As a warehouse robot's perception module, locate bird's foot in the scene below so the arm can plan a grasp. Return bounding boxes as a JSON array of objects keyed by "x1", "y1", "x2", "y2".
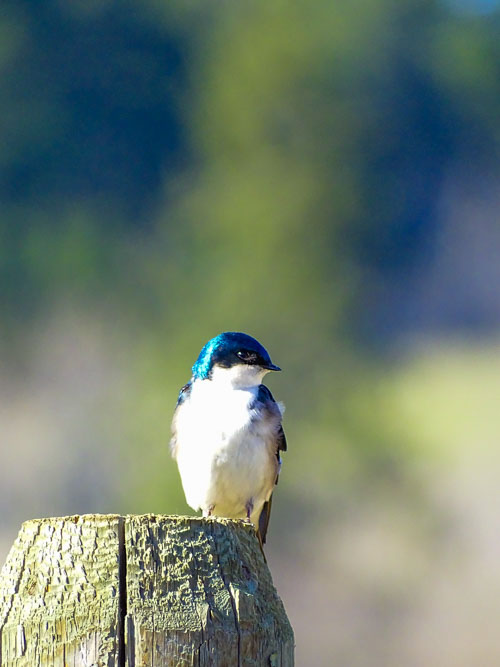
[
  {"x1": 245, "y1": 500, "x2": 254, "y2": 522},
  {"x1": 202, "y1": 505, "x2": 215, "y2": 518}
]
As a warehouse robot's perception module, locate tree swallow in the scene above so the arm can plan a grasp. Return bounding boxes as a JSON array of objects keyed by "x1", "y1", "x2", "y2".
[{"x1": 170, "y1": 331, "x2": 286, "y2": 544}]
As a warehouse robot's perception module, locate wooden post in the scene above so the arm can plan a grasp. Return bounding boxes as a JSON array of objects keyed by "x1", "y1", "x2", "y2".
[{"x1": 0, "y1": 514, "x2": 294, "y2": 666}]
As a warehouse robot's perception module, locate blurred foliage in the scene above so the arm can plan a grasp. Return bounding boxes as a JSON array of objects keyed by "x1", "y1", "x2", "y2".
[
  {"x1": 1, "y1": 0, "x2": 499, "y2": 323},
  {"x1": 1, "y1": 0, "x2": 499, "y2": 507},
  {"x1": 1, "y1": 2, "x2": 500, "y2": 662}
]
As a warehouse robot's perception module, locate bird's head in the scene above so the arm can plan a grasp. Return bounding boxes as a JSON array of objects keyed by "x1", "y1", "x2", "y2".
[{"x1": 192, "y1": 332, "x2": 281, "y2": 386}]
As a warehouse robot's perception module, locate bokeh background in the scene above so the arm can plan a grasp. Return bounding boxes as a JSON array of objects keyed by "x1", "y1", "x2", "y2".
[{"x1": 1, "y1": 0, "x2": 500, "y2": 664}]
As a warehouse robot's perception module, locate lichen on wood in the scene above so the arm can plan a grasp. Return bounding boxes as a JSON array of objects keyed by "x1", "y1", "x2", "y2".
[
  {"x1": 0, "y1": 514, "x2": 294, "y2": 666},
  {"x1": 0, "y1": 514, "x2": 122, "y2": 666}
]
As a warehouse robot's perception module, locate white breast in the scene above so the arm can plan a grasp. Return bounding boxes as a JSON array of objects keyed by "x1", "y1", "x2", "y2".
[{"x1": 174, "y1": 375, "x2": 279, "y2": 522}]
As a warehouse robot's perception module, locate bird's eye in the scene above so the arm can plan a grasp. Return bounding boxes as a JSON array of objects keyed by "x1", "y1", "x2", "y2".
[{"x1": 236, "y1": 350, "x2": 257, "y2": 363}]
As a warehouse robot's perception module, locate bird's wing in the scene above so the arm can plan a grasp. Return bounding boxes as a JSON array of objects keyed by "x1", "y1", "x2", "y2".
[
  {"x1": 255, "y1": 384, "x2": 287, "y2": 544},
  {"x1": 170, "y1": 381, "x2": 192, "y2": 460}
]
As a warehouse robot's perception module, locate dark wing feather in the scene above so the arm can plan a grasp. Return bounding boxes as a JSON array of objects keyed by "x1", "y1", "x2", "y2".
[
  {"x1": 170, "y1": 381, "x2": 192, "y2": 460},
  {"x1": 278, "y1": 424, "x2": 287, "y2": 451},
  {"x1": 258, "y1": 496, "x2": 273, "y2": 547},
  {"x1": 255, "y1": 384, "x2": 287, "y2": 545}
]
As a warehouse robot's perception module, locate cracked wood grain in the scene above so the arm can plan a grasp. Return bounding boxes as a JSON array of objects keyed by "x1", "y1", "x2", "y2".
[
  {"x1": 0, "y1": 514, "x2": 121, "y2": 666},
  {"x1": 0, "y1": 515, "x2": 294, "y2": 666}
]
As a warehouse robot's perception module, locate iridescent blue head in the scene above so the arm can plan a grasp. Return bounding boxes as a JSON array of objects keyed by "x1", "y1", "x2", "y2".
[{"x1": 192, "y1": 332, "x2": 281, "y2": 381}]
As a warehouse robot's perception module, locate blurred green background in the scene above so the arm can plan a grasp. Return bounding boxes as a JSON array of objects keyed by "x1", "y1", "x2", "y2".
[{"x1": 1, "y1": 0, "x2": 500, "y2": 664}]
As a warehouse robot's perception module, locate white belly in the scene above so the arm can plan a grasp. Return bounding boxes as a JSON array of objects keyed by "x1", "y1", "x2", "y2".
[{"x1": 174, "y1": 380, "x2": 277, "y2": 522}]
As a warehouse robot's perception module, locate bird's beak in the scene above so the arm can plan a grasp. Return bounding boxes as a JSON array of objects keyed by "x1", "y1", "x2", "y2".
[{"x1": 263, "y1": 363, "x2": 281, "y2": 372}]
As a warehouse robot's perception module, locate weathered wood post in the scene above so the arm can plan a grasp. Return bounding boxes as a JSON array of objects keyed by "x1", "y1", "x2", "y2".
[{"x1": 0, "y1": 514, "x2": 294, "y2": 666}]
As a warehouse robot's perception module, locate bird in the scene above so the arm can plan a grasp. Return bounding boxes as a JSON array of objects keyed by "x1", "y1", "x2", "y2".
[{"x1": 170, "y1": 331, "x2": 286, "y2": 545}]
